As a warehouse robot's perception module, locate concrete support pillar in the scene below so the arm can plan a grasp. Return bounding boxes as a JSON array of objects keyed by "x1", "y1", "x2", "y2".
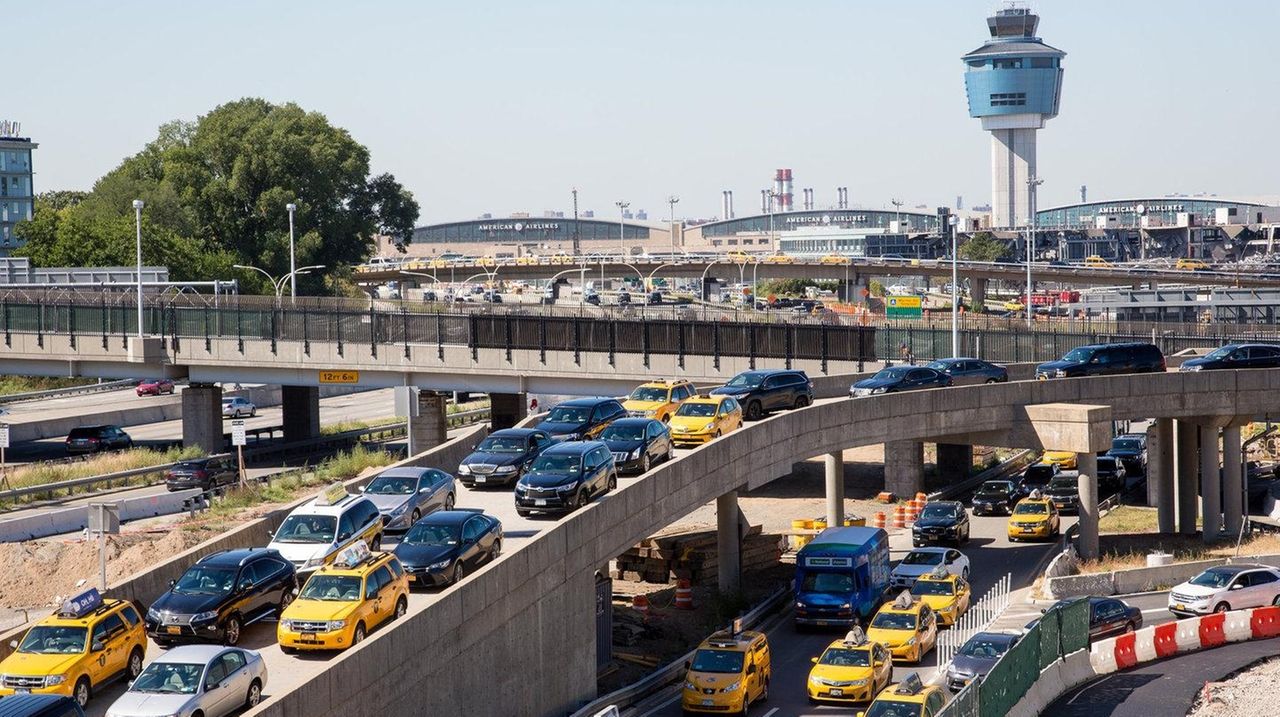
[
  {"x1": 969, "y1": 277, "x2": 988, "y2": 311},
  {"x1": 716, "y1": 491, "x2": 741, "y2": 595},
  {"x1": 490, "y1": 392, "x2": 528, "y2": 430},
  {"x1": 1152, "y1": 418, "x2": 1176, "y2": 532},
  {"x1": 1222, "y1": 425, "x2": 1244, "y2": 540},
  {"x1": 281, "y1": 385, "x2": 320, "y2": 443},
  {"x1": 884, "y1": 440, "x2": 924, "y2": 499},
  {"x1": 824, "y1": 452, "x2": 845, "y2": 528},
  {"x1": 1076, "y1": 452, "x2": 1099, "y2": 560},
  {"x1": 936, "y1": 443, "x2": 973, "y2": 484},
  {"x1": 409, "y1": 390, "x2": 448, "y2": 456},
  {"x1": 1200, "y1": 425, "x2": 1222, "y2": 542},
  {"x1": 1175, "y1": 420, "x2": 1199, "y2": 535},
  {"x1": 181, "y1": 383, "x2": 223, "y2": 454}
]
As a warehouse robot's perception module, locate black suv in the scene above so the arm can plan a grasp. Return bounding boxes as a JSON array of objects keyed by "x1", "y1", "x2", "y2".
[
  {"x1": 711, "y1": 369, "x2": 813, "y2": 420},
  {"x1": 1179, "y1": 343, "x2": 1280, "y2": 371},
  {"x1": 971, "y1": 479, "x2": 1019, "y2": 515},
  {"x1": 1107, "y1": 433, "x2": 1147, "y2": 477},
  {"x1": 912, "y1": 500, "x2": 970, "y2": 546},
  {"x1": 65, "y1": 425, "x2": 133, "y2": 455},
  {"x1": 164, "y1": 456, "x2": 238, "y2": 491},
  {"x1": 514, "y1": 441, "x2": 617, "y2": 516},
  {"x1": 1096, "y1": 455, "x2": 1127, "y2": 495},
  {"x1": 1045, "y1": 475, "x2": 1081, "y2": 514},
  {"x1": 145, "y1": 548, "x2": 298, "y2": 646},
  {"x1": 1035, "y1": 342, "x2": 1165, "y2": 379},
  {"x1": 537, "y1": 397, "x2": 627, "y2": 441},
  {"x1": 457, "y1": 428, "x2": 554, "y2": 487},
  {"x1": 1017, "y1": 462, "x2": 1061, "y2": 498}
]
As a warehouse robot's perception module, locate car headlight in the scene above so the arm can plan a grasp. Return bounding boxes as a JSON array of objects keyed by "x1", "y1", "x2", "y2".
[
  {"x1": 1182, "y1": 365, "x2": 1202, "y2": 372},
  {"x1": 722, "y1": 681, "x2": 741, "y2": 693},
  {"x1": 192, "y1": 610, "x2": 218, "y2": 622},
  {"x1": 849, "y1": 679, "x2": 868, "y2": 687},
  {"x1": 146, "y1": 607, "x2": 161, "y2": 621},
  {"x1": 303, "y1": 557, "x2": 326, "y2": 569},
  {"x1": 684, "y1": 680, "x2": 697, "y2": 691},
  {"x1": 703, "y1": 422, "x2": 716, "y2": 432},
  {"x1": 457, "y1": 464, "x2": 472, "y2": 474},
  {"x1": 326, "y1": 620, "x2": 347, "y2": 631},
  {"x1": 809, "y1": 675, "x2": 822, "y2": 685},
  {"x1": 643, "y1": 409, "x2": 658, "y2": 417},
  {"x1": 44, "y1": 675, "x2": 66, "y2": 686},
  {"x1": 427, "y1": 559, "x2": 452, "y2": 571},
  {"x1": 495, "y1": 464, "x2": 517, "y2": 473},
  {"x1": 390, "y1": 502, "x2": 409, "y2": 515},
  {"x1": 872, "y1": 387, "x2": 888, "y2": 394},
  {"x1": 561, "y1": 432, "x2": 581, "y2": 441},
  {"x1": 557, "y1": 482, "x2": 579, "y2": 493},
  {"x1": 630, "y1": 448, "x2": 642, "y2": 460},
  {"x1": 906, "y1": 637, "x2": 917, "y2": 646}
]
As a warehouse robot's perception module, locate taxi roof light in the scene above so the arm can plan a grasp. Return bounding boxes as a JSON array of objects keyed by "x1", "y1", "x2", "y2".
[
  {"x1": 332, "y1": 540, "x2": 374, "y2": 569},
  {"x1": 893, "y1": 672, "x2": 925, "y2": 695},
  {"x1": 892, "y1": 590, "x2": 914, "y2": 610},
  {"x1": 842, "y1": 626, "x2": 869, "y2": 646},
  {"x1": 316, "y1": 482, "x2": 351, "y2": 507},
  {"x1": 58, "y1": 588, "x2": 104, "y2": 619},
  {"x1": 927, "y1": 564, "x2": 951, "y2": 580},
  {"x1": 1028, "y1": 489, "x2": 1044, "y2": 500}
]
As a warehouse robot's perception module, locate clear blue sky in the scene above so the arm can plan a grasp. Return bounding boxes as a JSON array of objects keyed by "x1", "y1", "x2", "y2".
[{"x1": 11, "y1": 0, "x2": 1279, "y2": 222}]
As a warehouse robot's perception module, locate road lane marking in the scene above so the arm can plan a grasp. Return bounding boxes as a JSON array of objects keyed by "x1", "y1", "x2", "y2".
[
  {"x1": 762, "y1": 709, "x2": 779, "y2": 717},
  {"x1": 1067, "y1": 672, "x2": 1117, "y2": 704},
  {"x1": 638, "y1": 694, "x2": 679, "y2": 717}
]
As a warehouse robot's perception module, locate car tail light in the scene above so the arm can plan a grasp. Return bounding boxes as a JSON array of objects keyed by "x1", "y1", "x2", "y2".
[{"x1": 194, "y1": 470, "x2": 208, "y2": 480}]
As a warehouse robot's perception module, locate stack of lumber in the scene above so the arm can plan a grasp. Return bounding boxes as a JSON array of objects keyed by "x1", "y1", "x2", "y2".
[{"x1": 611, "y1": 525, "x2": 784, "y2": 585}]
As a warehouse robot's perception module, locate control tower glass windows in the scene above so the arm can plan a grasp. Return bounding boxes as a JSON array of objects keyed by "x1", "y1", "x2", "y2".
[
  {"x1": 993, "y1": 58, "x2": 1023, "y2": 69},
  {"x1": 990, "y1": 92, "x2": 1027, "y2": 107},
  {"x1": 1030, "y1": 57, "x2": 1057, "y2": 68}
]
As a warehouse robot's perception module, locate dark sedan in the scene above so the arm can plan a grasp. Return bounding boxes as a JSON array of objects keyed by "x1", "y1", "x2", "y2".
[
  {"x1": 926, "y1": 358, "x2": 1008, "y2": 385},
  {"x1": 1016, "y1": 462, "x2": 1061, "y2": 498},
  {"x1": 1179, "y1": 343, "x2": 1280, "y2": 371},
  {"x1": 394, "y1": 509, "x2": 502, "y2": 587},
  {"x1": 1096, "y1": 456, "x2": 1127, "y2": 495},
  {"x1": 599, "y1": 417, "x2": 672, "y2": 474},
  {"x1": 165, "y1": 456, "x2": 238, "y2": 492},
  {"x1": 536, "y1": 397, "x2": 627, "y2": 441},
  {"x1": 850, "y1": 366, "x2": 952, "y2": 397},
  {"x1": 945, "y1": 632, "x2": 1021, "y2": 691},
  {"x1": 1026, "y1": 596, "x2": 1142, "y2": 644},
  {"x1": 1107, "y1": 433, "x2": 1147, "y2": 477},
  {"x1": 971, "y1": 480, "x2": 1019, "y2": 516},
  {"x1": 457, "y1": 428, "x2": 554, "y2": 487}
]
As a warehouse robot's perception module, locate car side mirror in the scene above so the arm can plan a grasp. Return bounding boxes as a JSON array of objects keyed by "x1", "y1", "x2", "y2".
[
  {"x1": 684, "y1": 660, "x2": 691, "y2": 671},
  {"x1": 810, "y1": 657, "x2": 818, "y2": 664},
  {"x1": 169, "y1": 579, "x2": 177, "y2": 587},
  {"x1": 91, "y1": 640, "x2": 105, "y2": 653},
  {"x1": 359, "y1": 485, "x2": 367, "y2": 492},
  {"x1": 746, "y1": 664, "x2": 756, "y2": 675},
  {"x1": 1230, "y1": 583, "x2": 1244, "y2": 591},
  {"x1": 8, "y1": 639, "x2": 16, "y2": 649},
  {"x1": 338, "y1": 532, "x2": 351, "y2": 541},
  {"x1": 420, "y1": 487, "x2": 430, "y2": 493},
  {"x1": 239, "y1": 582, "x2": 254, "y2": 592}
]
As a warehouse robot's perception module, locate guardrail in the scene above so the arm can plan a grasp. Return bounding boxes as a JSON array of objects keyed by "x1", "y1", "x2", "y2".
[
  {"x1": 569, "y1": 584, "x2": 792, "y2": 717},
  {"x1": 0, "y1": 378, "x2": 136, "y2": 405}
]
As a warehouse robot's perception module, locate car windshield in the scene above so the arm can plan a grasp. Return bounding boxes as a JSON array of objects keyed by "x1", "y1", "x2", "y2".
[
  {"x1": 875, "y1": 367, "x2": 912, "y2": 380},
  {"x1": 925, "y1": 361, "x2": 952, "y2": 371},
  {"x1": 365, "y1": 476, "x2": 417, "y2": 494},
  {"x1": 1048, "y1": 478, "x2": 1077, "y2": 491},
  {"x1": 801, "y1": 572, "x2": 854, "y2": 593},
  {"x1": 1204, "y1": 346, "x2": 1234, "y2": 360},
  {"x1": 920, "y1": 504, "x2": 958, "y2": 520},
  {"x1": 545, "y1": 406, "x2": 590, "y2": 424},
  {"x1": 871, "y1": 612, "x2": 918, "y2": 630},
  {"x1": 477, "y1": 436, "x2": 525, "y2": 453},
  {"x1": 299, "y1": 574, "x2": 363, "y2": 601},
  {"x1": 173, "y1": 566, "x2": 235, "y2": 595},
  {"x1": 899, "y1": 551, "x2": 944, "y2": 566},
  {"x1": 531, "y1": 454, "x2": 580, "y2": 472},
  {"x1": 1014, "y1": 502, "x2": 1048, "y2": 515},
  {"x1": 628, "y1": 387, "x2": 669, "y2": 402},
  {"x1": 1062, "y1": 347, "x2": 1096, "y2": 362},
  {"x1": 959, "y1": 637, "x2": 1011, "y2": 659},
  {"x1": 676, "y1": 402, "x2": 718, "y2": 418},
  {"x1": 865, "y1": 700, "x2": 923, "y2": 717},
  {"x1": 819, "y1": 647, "x2": 871, "y2": 667},
  {"x1": 1190, "y1": 569, "x2": 1237, "y2": 589},
  {"x1": 274, "y1": 514, "x2": 337, "y2": 544},
  {"x1": 17, "y1": 626, "x2": 87, "y2": 654},
  {"x1": 132, "y1": 662, "x2": 203, "y2": 694},
  {"x1": 979, "y1": 481, "x2": 1013, "y2": 493},
  {"x1": 1112, "y1": 439, "x2": 1142, "y2": 452},
  {"x1": 1024, "y1": 466, "x2": 1055, "y2": 482},
  {"x1": 220, "y1": 399, "x2": 234, "y2": 405},
  {"x1": 912, "y1": 580, "x2": 955, "y2": 596},
  {"x1": 601, "y1": 424, "x2": 646, "y2": 441},
  {"x1": 725, "y1": 373, "x2": 764, "y2": 388},
  {"x1": 1097, "y1": 458, "x2": 1117, "y2": 471},
  {"x1": 403, "y1": 523, "x2": 460, "y2": 546},
  {"x1": 690, "y1": 648, "x2": 744, "y2": 674}
]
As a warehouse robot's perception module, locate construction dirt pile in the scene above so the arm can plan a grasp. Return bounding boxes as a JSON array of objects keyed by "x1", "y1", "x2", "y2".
[
  {"x1": 0, "y1": 529, "x2": 205, "y2": 611},
  {"x1": 1188, "y1": 655, "x2": 1280, "y2": 717}
]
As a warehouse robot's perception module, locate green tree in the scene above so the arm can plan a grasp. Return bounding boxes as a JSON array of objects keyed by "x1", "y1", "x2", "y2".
[
  {"x1": 958, "y1": 232, "x2": 1012, "y2": 262},
  {"x1": 16, "y1": 99, "x2": 418, "y2": 294}
]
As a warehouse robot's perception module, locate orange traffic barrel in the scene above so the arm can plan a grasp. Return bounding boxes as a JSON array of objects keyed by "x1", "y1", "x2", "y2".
[
  {"x1": 872, "y1": 512, "x2": 887, "y2": 529},
  {"x1": 674, "y1": 580, "x2": 694, "y2": 610},
  {"x1": 632, "y1": 594, "x2": 651, "y2": 616},
  {"x1": 915, "y1": 492, "x2": 928, "y2": 505},
  {"x1": 891, "y1": 505, "x2": 906, "y2": 529},
  {"x1": 905, "y1": 503, "x2": 919, "y2": 526}
]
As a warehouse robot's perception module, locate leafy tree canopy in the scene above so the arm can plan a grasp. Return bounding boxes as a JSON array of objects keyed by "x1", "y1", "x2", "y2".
[
  {"x1": 16, "y1": 99, "x2": 418, "y2": 293},
  {"x1": 957, "y1": 232, "x2": 1012, "y2": 263}
]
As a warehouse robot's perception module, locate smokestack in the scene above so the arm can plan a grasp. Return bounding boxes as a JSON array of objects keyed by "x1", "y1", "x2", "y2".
[
  {"x1": 957, "y1": 195, "x2": 964, "y2": 210},
  {"x1": 721, "y1": 191, "x2": 730, "y2": 220},
  {"x1": 803, "y1": 188, "x2": 814, "y2": 211},
  {"x1": 727, "y1": 190, "x2": 734, "y2": 218},
  {"x1": 774, "y1": 169, "x2": 794, "y2": 212},
  {"x1": 761, "y1": 189, "x2": 769, "y2": 213},
  {"x1": 1080, "y1": 185, "x2": 1087, "y2": 204}
]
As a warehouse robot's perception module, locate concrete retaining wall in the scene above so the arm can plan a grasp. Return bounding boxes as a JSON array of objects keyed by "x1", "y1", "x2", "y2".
[{"x1": 0, "y1": 488, "x2": 202, "y2": 542}]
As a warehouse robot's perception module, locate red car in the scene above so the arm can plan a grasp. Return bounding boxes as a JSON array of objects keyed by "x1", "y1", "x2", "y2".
[{"x1": 136, "y1": 378, "x2": 175, "y2": 396}]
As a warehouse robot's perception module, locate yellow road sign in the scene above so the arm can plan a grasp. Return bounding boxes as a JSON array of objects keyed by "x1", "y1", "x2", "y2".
[{"x1": 319, "y1": 370, "x2": 360, "y2": 384}]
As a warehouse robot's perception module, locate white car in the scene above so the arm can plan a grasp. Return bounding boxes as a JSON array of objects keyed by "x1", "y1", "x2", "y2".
[
  {"x1": 890, "y1": 547, "x2": 971, "y2": 590},
  {"x1": 1168, "y1": 564, "x2": 1280, "y2": 617},
  {"x1": 221, "y1": 397, "x2": 256, "y2": 418},
  {"x1": 105, "y1": 645, "x2": 267, "y2": 717}
]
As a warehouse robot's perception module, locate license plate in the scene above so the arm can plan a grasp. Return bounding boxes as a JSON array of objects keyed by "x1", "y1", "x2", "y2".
[
  {"x1": 1022, "y1": 528, "x2": 1036, "y2": 534},
  {"x1": 15, "y1": 689, "x2": 30, "y2": 695},
  {"x1": 1037, "y1": 375, "x2": 1047, "y2": 381},
  {"x1": 475, "y1": 476, "x2": 486, "y2": 484},
  {"x1": 535, "y1": 499, "x2": 547, "y2": 506},
  {"x1": 1175, "y1": 603, "x2": 1184, "y2": 611},
  {"x1": 830, "y1": 688, "x2": 844, "y2": 697},
  {"x1": 407, "y1": 574, "x2": 416, "y2": 582},
  {"x1": 702, "y1": 699, "x2": 714, "y2": 706},
  {"x1": 300, "y1": 633, "x2": 318, "y2": 642},
  {"x1": 166, "y1": 626, "x2": 182, "y2": 634}
]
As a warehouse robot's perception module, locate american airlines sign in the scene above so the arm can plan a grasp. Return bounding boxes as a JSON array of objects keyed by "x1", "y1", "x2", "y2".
[
  {"x1": 477, "y1": 222, "x2": 561, "y2": 232},
  {"x1": 1098, "y1": 204, "x2": 1185, "y2": 215},
  {"x1": 784, "y1": 214, "x2": 869, "y2": 225}
]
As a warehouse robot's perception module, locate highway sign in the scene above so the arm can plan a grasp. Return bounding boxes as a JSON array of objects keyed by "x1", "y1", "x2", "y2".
[
  {"x1": 0, "y1": 424, "x2": 8, "y2": 449},
  {"x1": 886, "y1": 295, "x2": 923, "y2": 318},
  {"x1": 319, "y1": 370, "x2": 360, "y2": 384},
  {"x1": 231, "y1": 419, "x2": 247, "y2": 447}
]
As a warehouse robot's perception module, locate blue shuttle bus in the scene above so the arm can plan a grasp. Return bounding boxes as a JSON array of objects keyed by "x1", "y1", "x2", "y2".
[{"x1": 793, "y1": 526, "x2": 892, "y2": 627}]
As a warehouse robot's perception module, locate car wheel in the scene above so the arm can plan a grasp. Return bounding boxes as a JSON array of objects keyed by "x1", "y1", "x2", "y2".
[
  {"x1": 353, "y1": 622, "x2": 366, "y2": 644},
  {"x1": 223, "y1": 615, "x2": 242, "y2": 646},
  {"x1": 575, "y1": 491, "x2": 589, "y2": 510},
  {"x1": 642, "y1": 453, "x2": 651, "y2": 473},
  {"x1": 516, "y1": 509, "x2": 531, "y2": 517},
  {"x1": 279, "y1": 588, "x2": 295, "y2": 615},
  {"x1": 1124, "y1": 621, "x2": 1136, "y2": 634},
  {"x1": 746, "y1": 401, "x2": 763, "y2": 421},
  {"x1": 127, "y1": 647, "x2": 145, "y2": 680},
  {"x1": 452, "y1": 563, "x2": 465, "y2": 585},
  {"x1": 394, "y1": 595, "x2": 408, "y2": 619},
  {"x1": 444, "y1": 493, "x2": 455, "y2": 511},
  {"x1": 760, "y1": 677, "x2": 769, "y2": 702},
  {"x1": 493, "y1": 538, "x2": 502, "y2": 557},
  {"x1": 986, "y1": 378, "x2": 999, "y2": 384},
  {"x1": 245, "y1": 679, "x2": 263, "y2": 708},
  {"x1": 962, "y1": 566, "x2": 970, "y2": 580},
  {"x1": 281, "y1": 646, "x2": 296, "y2": 654},
  {"x1": 1273, "y1": 594, "x2": 1280, "y2": 607},
  {"x1": 410, "y1": 508, "x2": 421, "y2": 524},
  {"x1": 1214, "y1": 602, "x2": 1231, "y2": 613},
  {"x1": 794, "y1": 395, "x2": 810, "y2": 410},
  {"x1": 607, "y1": 473, "x2": 617, "y2": 491},
  {"x1": 73, "y1": 677, "x2": 91, "y2": 708}
]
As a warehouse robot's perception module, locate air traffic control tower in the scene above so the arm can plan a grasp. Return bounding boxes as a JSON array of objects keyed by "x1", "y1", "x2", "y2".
[{"x1": 963, "y1": 5, "x2": 1064, "y2": 228}]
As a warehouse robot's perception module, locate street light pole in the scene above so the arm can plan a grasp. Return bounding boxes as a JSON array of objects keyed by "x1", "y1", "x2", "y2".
[
  {"x1": 767, "y1": 190, "x2": 778, "y2": 252},
  {"x1": 950, "y1": 215, "x2": 959, "y2": 357},
  {"x1": 616, "y1": 201, "x2": 630, "y2": 260},
  {"x1": 1026, "y1": 175, "x2": 1043, "y2": 329},
  {"x1": 132, "y1": 199, "x2": 144, "y2": 337},
  {"x1": 286, "y1": 202, "x2": 298, "y2": 304},
  {"x1": 667, "y1": 195, "x2": 680, "y2": 256},
  {"x1": 892, "y1": 199, "x2": 903, "y2": 231}
]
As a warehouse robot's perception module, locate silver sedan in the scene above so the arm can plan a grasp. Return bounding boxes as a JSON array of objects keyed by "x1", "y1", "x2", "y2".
[
  {"x1": 106, "y1": 645, "x2": 267, "y2": 717},
  {"x1": 925, "y1": 358, "x2": 1008, "y2": 385},
  {"x1": 360, "y1": 466, "x2": 457, "y2": 530}
]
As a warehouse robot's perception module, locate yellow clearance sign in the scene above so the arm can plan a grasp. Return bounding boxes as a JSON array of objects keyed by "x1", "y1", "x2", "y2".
[{"x1": 319, "y1": 370, "x2": 359, "y2": 384}]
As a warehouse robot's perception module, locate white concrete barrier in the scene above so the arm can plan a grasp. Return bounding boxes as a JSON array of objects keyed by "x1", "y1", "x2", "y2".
[{"x1": 0, "y1": 488, "x2": 201, "y2": 541}]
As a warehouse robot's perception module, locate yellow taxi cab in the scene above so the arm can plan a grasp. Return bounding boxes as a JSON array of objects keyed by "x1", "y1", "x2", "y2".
[
  {"x1": 550, "y1": 253, "x2": 574, "y2": 265},
  {"x1": 726, "y1": 250, "x2": 753, "y2": 264},
  {"x1": 865, "y1": 592, "x2": 938, "y2": 664},
  {"x1": 807, "y1": 627, "x2": 893, "y2": 706},
  {"x1": 668, "y1": 394, "x2": 743, "y2": 446},
  {"x1": 277, "y1": 542, "x2": 409, "y2": 653},
  {"x1": 1007, "y1": 491, "x2": 1061, "y2": 542},
  {"x1": 1042, "y1": 451, "x2": 1077, "y2": 470},
  {"x1": 763, "y1": 253, "x2": 794, "y2": 264},
  {"x1": 0, "y1": 589, "x2": 147, "y2": 708},
  {"x1": 1083, "y1": 255, "x2": 1113, "y2": 268},
  {"x1": 1176, "y1": 258, "x2": 1209, "y2": 271},
  {"x1": 820, "y1": 254, "x2": 851, "y2": 266},
  {"x1": 909, "y1": 564, "x2": 972, "y2": 626},
  {"x1": 857, "y1": 672, "x2": 949, "y2": 717},
  {"x1": 622, "y1": 379, "x2": 696, "y2": 421},
  {"x1": 681, "y1": 626, "x2": 771, "y2": 715},
  {"x1": 476, "y1": 256, "x2": 497, "y2": 267},
  {"x1": 516, "y1": 255, "x2": 539, "y2": 265}
]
